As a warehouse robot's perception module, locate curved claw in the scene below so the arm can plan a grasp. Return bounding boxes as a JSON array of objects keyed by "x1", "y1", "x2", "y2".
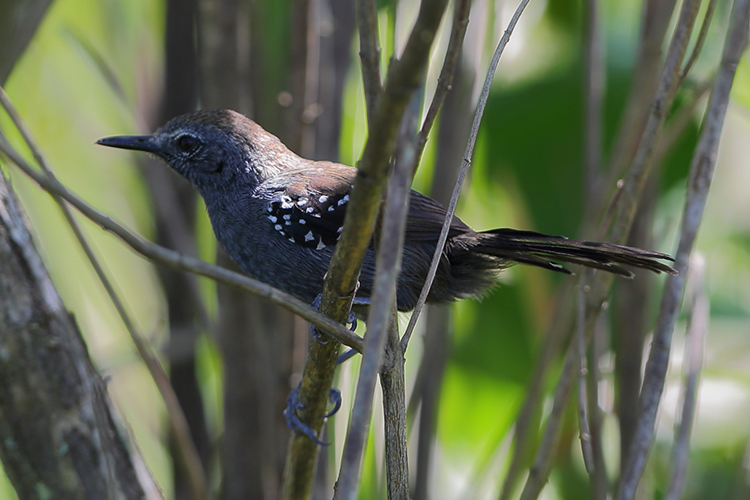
[
  {"x1": 309, "y1": 294, "x2": 358, "y2": 344},
  {"x1": 323, "y1": 388, "x2": 342, "y2": 418},
  {"x1": 284, "y1": 384, "x2": 342, "y2": 445},
  {"x1": 284, "y1": 385, "x2": 328, "y2": 445}
]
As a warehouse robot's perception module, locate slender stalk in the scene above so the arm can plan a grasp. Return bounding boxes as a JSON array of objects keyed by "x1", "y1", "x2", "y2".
[
  {"x1": 498, "y1": 280, "x2": 576, "y2": 500},
  {"x1": 617, "y1": 2, "x2": 749, "y2": 497},
  {"x1": 577, "y1": 285, "x2": 595, "y2": 475},
  {"x1": 0, "y1": 89, "x2": 209, "y2": 500},
  {"x1": 356, "y1": 0, "x2": 382, "y2": 123},
  {"x1": 289, "y1": 0, "x2": 449, "y2": 497},
  {"x1": 380, "y1": 310, "x2": 409, "y2": 500},
  {"x1": 608, "y1": 0, "x2": 702, "y2": 247},
  {"x1": 402, "y1": 0, "x2": 531, "y2": 351},
  {"x1": 679, "y1": 0, "x2": 719, "y2": 85},
  {"x1": 333, "y1": 90, "x2": 420, "y2": 500},
  {"x1": 664, "y1": 254, "x2": 708, "y2": 500},
  {"x1": 416, "y1": 0, "x2": 472, "y2": 153},
  {"x1": 583, "y1": 0, "x2": 605, "y2": 205}
]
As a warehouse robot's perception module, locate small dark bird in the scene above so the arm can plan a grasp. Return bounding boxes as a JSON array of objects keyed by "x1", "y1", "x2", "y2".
[{"x1": 97, "y1": 109, "x2": 676, "y2": 313}]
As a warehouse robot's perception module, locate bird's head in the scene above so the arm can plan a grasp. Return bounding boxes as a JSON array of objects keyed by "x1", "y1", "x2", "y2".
[{"x1": 97, "y1": 109, "x2": 296, "y2": 198}]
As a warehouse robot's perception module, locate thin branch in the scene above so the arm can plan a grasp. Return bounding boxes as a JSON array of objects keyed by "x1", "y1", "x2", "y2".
[
  {"x1": 416, "y1": 0, "x2": 472, "y2": 151},
  {"x1": 334, "y1": 109, "x2": 416, "y2": 500},
  {"x1": 665, "y1": 253, "x2": 708, "y2": 500},
  {"x1": 602, "y1": 0, "x2": 677, "y2": 207},
  {"x1": 608, "y1": 0, "x2": 702, "y2": 247},
  {"x1": 335, "y1": 94, "x2": 419, "y2": 500},
  {"x1": 583, "y1": 0, "x2": 605, "y2": 205},
  {"x1": 617, "y1": 2, "x2": 749, "y2": 497},
  {"x1": 679, "y1": 0, "x2": 719, "y2": 85},
  {"x1": 356, "y1": 0, "x2": 382, "y2": 122},
  {"x1": 380, "y1": 309, "x2": 409, "y2": 500},
  {"x1": 0, "y1": 125, "x2": 363, "y2": 354},
  {"x1": 401, "y1": 0, "x2": 531, "y2": 352},
  {"x1": 577, "y1": 285, "x2": 595, "y2": 475},
  {"x1": 519, "y1": 329, "x2": 587, "y2": 500},
  {"x1": 0, "y1": 88, "x2": 208, "y2": 500},
  {"x1": 498, "y1": 281, "x2": 576, "y2": 500},
  {"x1": 286, "y1": 0, "x2": 449, "y2": 497}
]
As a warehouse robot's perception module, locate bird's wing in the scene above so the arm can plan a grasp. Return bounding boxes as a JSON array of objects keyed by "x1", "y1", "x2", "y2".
[
  {"x1": 403, "y1": 191, "x2": 471, "y2": 242},
  {"x1": 259, "y1": 162, "x2": 471, "y2": 251},
  {"x1": 259, "y1": 162, "x2": 354, "y2": 250}
]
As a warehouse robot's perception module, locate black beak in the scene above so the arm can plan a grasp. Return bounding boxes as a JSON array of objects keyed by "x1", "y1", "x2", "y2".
[{"x1": 96, "y1": 135, "x2": 160, "y2": 153}]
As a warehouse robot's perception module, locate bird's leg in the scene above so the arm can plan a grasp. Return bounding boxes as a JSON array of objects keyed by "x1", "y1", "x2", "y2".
[
  {"x1": 309, "y1": 293, "x2": 358, "y2": 344},
  {"x1": 284, "y1": 383, "x2": 341, "y2": 445}
]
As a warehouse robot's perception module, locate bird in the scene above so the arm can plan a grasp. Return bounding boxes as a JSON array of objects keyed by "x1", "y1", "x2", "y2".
[{"x1": 97, "y1": 109, "x2": 676, "y2": 314}]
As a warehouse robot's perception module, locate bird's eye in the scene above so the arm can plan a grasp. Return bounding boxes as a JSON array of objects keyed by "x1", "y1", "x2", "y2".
[{"x1": 177, "y1": 135, "x2": 200, "y2": 153}]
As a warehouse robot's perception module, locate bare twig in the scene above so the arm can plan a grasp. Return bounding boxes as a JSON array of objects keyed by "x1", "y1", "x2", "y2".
[
  {"x1": 519, "y1": 331, "x2": 586, "y2": 500},
  {"x1": 577, "y1": 285, "x2": 595, "y2": 475},
  {"x1": 583, "y1": 0, "x2": 605, "y2": 205},
  {"x1": 0, "y1": 128, "x2": 363, "y2": 354},
  {"x1": 498, "y1": 280, "x2": 576, "y2": 500},
  {"x1": 286, "y1": 0, "x2": 449, "y2": 497},
  {"x1": 679, "y1": 0, "x2": 719, "y2": 85},
  {"x1": 665, "y1": 253, "x2": 708, "y2": 500},
  {"x1": 416, "y1": 0, "x2": 472, "y2": 152},
  {"x1": 380, "y1": 309, "x2": 409, "y2": 500},
  {"x1": 617, "y1": 2, "x2": 750, "y2": 497},
  {"x1": 402, "y1": 0, "x2": 531, "y2": 352},
  {"x1": 356, "y1": 0, "x2": 382, "y2": 122},
  {"x1": 0, "y1": 88, "x2": 209, "y2": 500},
  {"x1": 335, "y1": 99, "x2": 418, "y2": 500},
  {"x1": 608, "y1": 0, "x2": 702, "y2": 247},
  {"x1": 603, "y1": 0, "x2": 677, "y2": 202}
]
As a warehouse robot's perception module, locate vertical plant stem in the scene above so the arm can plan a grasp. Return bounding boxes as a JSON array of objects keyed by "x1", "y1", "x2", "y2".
[
  {"x1": 664, "y1": 254, "x2": 708, "y2": 500},
  {"x1": 356, "y1": 0, "x2": 382, "y2": 122},
  {"x1": 0, "y1": 88, "x2": 209, "y2": 500},
  {"x1": 402, "y1": 0, "x2": 531, "y2": 349},
  {"x1": 617, "y1": 2, "x2": 750, "y2": 497},
  {"x1": 583, "y1": 0, "x2": 605, "y2": 204},
  {"x1": 577, "y1": 285, "x2": 595, "y2": 475},
  {"x1": 334, "y1": 98, "x2": 419, "y2": 500},
  {"x1": 381, "y1": 309, "x2": 409, "y2": 500}
]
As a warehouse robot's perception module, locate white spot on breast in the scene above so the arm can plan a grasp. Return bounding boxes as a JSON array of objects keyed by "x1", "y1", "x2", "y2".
[
  {"x1": 268, "y1": 216, "x2": 277, "y2": 223},
  {"x1": 283, "y1": 214, "x2": 291, "y2": 220},
  {"x1": 337, "y1": 226, "x2": 343, "y2": 233},
  {"x1": 319, "y1": 195, "x2": 328, "y2": 203},
  {"x1": 338, "y1": 194, "x2": 349, "y2": 206},
  {"x1": 304, "y1": 231, "x2": 314, "y2": 242},
  {"x1": 316, "y1": 241, "x2": 326, "y2": 250},
  {"x1": 306, "y1": 207, "x2": 314, "y2": 213},
  {"x1": 297, "y1": 198, "x2": 308, "y2": 206},
  {"x1": 299, "y1": 219, "x2": 306, "y2": 225},
  {"x1": 274, "y1": 224, "x2": 282, "y2": 231},
  {"x1": 328, "y1": 206, "x2": 335, "y2": 212}
]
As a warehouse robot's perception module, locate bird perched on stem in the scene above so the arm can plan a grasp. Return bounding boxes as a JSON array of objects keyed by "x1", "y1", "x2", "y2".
[{"x1": 98, "y1": 109, "x2": 676, "y2": 314}]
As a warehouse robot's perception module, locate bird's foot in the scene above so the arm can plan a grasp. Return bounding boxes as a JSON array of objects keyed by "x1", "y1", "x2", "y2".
[
  {"x1": 309, "y1": 294, "x2": 358, "y2": 344},
  {"x1": 284, "y1": 383, "x2": 342, "y2": 445}
]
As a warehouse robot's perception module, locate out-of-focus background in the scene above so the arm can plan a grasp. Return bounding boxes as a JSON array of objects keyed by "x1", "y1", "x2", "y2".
[{"x1": 1, "y1": 0, "x2": 748, "y2": 498}]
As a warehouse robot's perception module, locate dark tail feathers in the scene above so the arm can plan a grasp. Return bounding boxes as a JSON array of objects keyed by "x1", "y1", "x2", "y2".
[{"x1": 475, "y1": 228, "x2": 677, "y2": 278}]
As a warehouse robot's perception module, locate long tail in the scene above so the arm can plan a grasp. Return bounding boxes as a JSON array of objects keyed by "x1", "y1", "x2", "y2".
[{"x1": 475, "y1": 228, "x2": 677, "y2": 278}]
